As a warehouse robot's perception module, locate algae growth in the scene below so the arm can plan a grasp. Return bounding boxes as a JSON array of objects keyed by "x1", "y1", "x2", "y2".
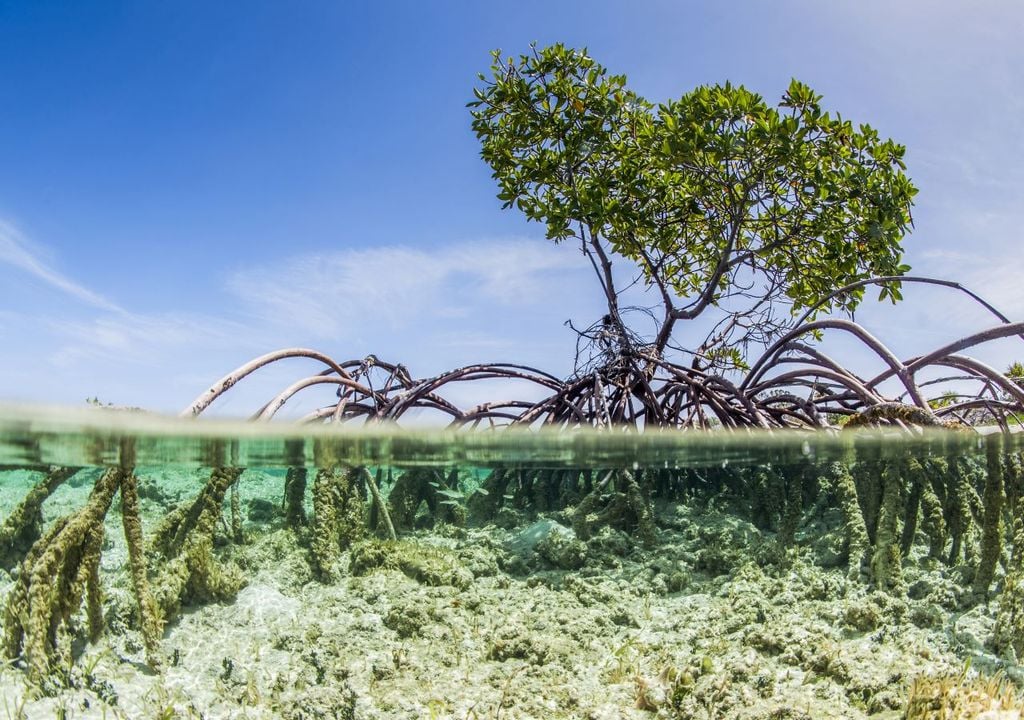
[{"x1": 0, "y1": 416, "x2": 1022, "y2": 719}]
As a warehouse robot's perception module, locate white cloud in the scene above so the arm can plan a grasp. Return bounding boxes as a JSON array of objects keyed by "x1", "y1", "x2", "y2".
[
  {"x1": 0, "y1": 220, "x2": 125, "y2": 314},
  {"x1": 226, "y1": 246, "x2": 452, "y2": 335},
  {"x1": 0, "y1": 226, "x2": 597, "y2": 413},
  {"x1": 47, "y1": 312, "x2": 253, "y2": 367},
  {"x1": 226, "y1": 239, "x2": 587, "y2": 340},
  {"x1": 907, "y1": 206, "x2": 1024, "y2": 325},
  {"x1": 452, "y1": 241, "x2": 586, "y2": 303},
  {"x1": 13, "y1": 213, "x2": 1016, "y2": 418}
]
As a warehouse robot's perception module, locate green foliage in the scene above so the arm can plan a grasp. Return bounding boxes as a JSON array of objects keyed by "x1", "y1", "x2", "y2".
[
  {"x1": 470, "y1": 43, "x2": 917, "y2": 335},
  {"x1": 703, "y1": 346, "x2": 750, "y2": 372},
  {"x1": 1007, "y1": 361, "x2": 1024, "y2": 381},
  {"x1": 1002, "y1": 363, "x2": 1023, "y2": 413},
  {"x1": 929, "y1": 390, "x2": 958, "y2": 410}
]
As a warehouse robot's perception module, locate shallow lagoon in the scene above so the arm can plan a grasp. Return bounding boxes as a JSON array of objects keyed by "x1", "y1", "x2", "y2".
[{"x1": 0, "y1": 406, "x2": 1022, "y2": 719}]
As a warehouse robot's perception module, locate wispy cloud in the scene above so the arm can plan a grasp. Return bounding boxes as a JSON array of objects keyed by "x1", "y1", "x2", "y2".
[
  {"x1": 226, "y1": 239, "x2": 587, "y2": 340},
  {"x1": 24, "y1": 213, "x2": 1019, "y2": 417},
  {"x1": 0, "y1": 225, "x2": 596, "y2": 411},
  {"x1": 911, "y1": 207, "x2": 1024, "y2": 323},
  {"x1": 47, "y1": 312, "x2": 252, "y2": 367},
  {"x1": 0, "y1": 220, "x2": 125, "y2": 314}
]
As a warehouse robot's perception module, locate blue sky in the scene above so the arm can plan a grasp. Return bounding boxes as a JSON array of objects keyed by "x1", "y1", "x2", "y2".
[{"x1": 1, "y1": 1, "x2": 1022, "y2": 416}]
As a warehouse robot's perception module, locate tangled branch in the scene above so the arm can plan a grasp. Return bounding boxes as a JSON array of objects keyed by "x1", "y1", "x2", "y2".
[{"x1": 182, "y1": 281, "x2": 1024, "y2": 433}]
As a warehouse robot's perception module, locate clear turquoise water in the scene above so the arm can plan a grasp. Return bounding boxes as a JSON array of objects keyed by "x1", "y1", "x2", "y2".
[{"x1": 0, "y1": 404, "x2": 1021, "y2": 718}]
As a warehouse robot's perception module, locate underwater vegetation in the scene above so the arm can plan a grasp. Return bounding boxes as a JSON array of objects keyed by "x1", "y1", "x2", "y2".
[
  {"x1": 905, "y1": 668, "x2": 1024, "y2": 718},
  {"x1": 1, "y1": 427, "x2": 1023, "y2": 718}
]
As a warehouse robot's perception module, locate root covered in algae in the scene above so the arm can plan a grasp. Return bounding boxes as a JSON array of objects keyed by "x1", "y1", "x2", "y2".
[
  {"x1": 283, "y1": 467, "x2": 308, "y2": 527},
  {"x1": 1, "y1": 461, "x2": 255, "y2": 686},
  {"x1": 904, "y1": 669, "x2": 1024, "y2": 719},
  {"x1": 870, "y1": 459, "x2": 906, "y2": 592},
  {"x1": 974, "y1": 438, "x2": 1005, "y2": 597},
  {"x1": 3, "y1": 423, "x2": 1024, "y2": 708},
  {"x1": 825, "y1": 460, "x2": 869, "y2": 579},
  {"x1": 386, "y1": 467, "x2": 465, "y2": 531},
  {"x1": 310, "y1": 466, "x2": 366, "y2": 580},
  {"x1": 919, "y1": 471, "x2": 947, "y2": 561},
  {"x1": 119, "y1": 471, "x2": 164, "y2": 667},
  {"x1": 0, "y1": 466, "x2": 80, "y2": 571},
  {"x1": 995, "y1": 494, "x2": 1024, "y2": 662},
  {"x1": 150, "y1": 467, "x2": 246, "y2": 619},
  {"x1": 572, "y1": 469, "x2": 656, "y2": 545},
  {"x1": 2, "y1": 467, "x2": 122, "y2": 685},
  {"x1": 229, "y1": 476, "x2": 243, "y2": 543},
  {"x1": 349, "y1": 538, "x2": 472, "y2": 589},
  {"x1": 292, "y1": 462, "x2": 397, "y2": 581},
  {"x1": 362, "y1": 466, "x2": 396, "y2": 541}
]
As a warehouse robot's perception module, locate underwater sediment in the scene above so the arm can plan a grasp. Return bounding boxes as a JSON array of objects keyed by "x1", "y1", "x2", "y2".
[{"x1": 0, "y1": 426, "x2": 1022, "y2": 718}]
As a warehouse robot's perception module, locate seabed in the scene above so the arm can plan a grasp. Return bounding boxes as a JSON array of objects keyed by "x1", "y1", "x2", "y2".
[{"x1": 0, "y1": 410, "x2": 1021, "y2": 719}]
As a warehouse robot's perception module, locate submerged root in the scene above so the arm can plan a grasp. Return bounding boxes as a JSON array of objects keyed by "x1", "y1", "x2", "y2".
[
  {"x1": 363, "y1": 467, "x2": 396, "y2": 542},
  {"x1": 571, "y1": 470, "x2": 611, "y2": 541},
  {"x1": 0, "y1": 466, "x2": 79, "y2": 571},
  {"x1": 994, "y1": 494, "x2": 1024, "y2": 662},
  {"x1": 899, "y1": 460, "x2": 924, "y2": 559},
  {"x1": 947, "y1": 457, "x2": 981, "y2": 567},
  {"x1": 310, "y1": 466, "x2": 365, "y2": 581},
  {"x1": 230, "y1": 478, "x2": 243, "y2": 544},
  {"x1": 919, "y1": 476, "x2": 947, "y2": 561},
  {"x1": 283, "y1": 467, "x2": 308, "y2": 527},
  {"x1": 119, "y1": 472, "x2": 164, "y2": 668},
  {"x1": 870, "y1": 460, "x2": 905, "y2": 592},
  {"x1": 824, "y1": 460, "x2": 869, "y2": 580},
  {"x1": 778, "y1": 463, "x2": 807, "y2": 546},
  {"x1": 905, "y1": 669, "x2": 1024, "y2": 719},
  {"x1": 624, "y1": 469, "x2": 656, "y2": 545},
  {"x1": 466, "y1": 468, "x2": 510, "y2": 522},
  {"x1": 150, "y1": 468, "x2": 246, "y2": 618},
  {"x1": 386, "y1": 468, "x2": 463, "y2": 532},
  {"x1": 572, "y1": 469, "x2": 655, "y2": 546},
  {"x1": 973, "y1": 438, "x2": 1005, "y2": 597},
  {"x1": 2, "y1": 467, "x2": 122, "y2": 685},
  {"x1": 1, "y1": 464, "x2": 246, "y2": 682}
]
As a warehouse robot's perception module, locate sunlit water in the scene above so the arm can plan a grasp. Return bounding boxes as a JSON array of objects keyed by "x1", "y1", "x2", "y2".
[{"x1": 0, "y1": 404, "x2": 1022, "y2": 719}]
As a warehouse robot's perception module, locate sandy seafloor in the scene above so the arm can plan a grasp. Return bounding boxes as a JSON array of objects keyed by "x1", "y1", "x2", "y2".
[{"x1": 0, "y1": 467, "x2": 1020, "y2": 720}]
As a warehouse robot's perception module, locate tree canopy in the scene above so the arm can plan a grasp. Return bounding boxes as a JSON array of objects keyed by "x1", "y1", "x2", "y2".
[{"x1": 470, "y1": 43, "x2": 918, "y2": 369}]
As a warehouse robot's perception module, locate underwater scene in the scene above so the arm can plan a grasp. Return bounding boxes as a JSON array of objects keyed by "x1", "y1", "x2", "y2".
[{"x1": 0, "y1": 407, "x2": 1023, "y2": 719}]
